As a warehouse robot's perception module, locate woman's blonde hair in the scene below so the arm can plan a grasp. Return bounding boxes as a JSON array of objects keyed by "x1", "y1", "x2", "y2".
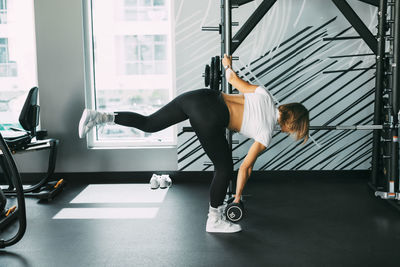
[{"x1": 278, "y1": 103, "x2": 309, "y2": 144}]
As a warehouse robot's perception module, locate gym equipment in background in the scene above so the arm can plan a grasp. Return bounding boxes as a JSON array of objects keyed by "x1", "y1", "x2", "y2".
[
  {"x1": 0, "y1": 184, "x2": 18, "y2": 240},
  {"x1": 0, "y1": 87, "x2": 66, "y2": 201},
  {"x1": 0, "y1": 132, "x2": 27, "y2": 248},
  {"x1": 195, "y1": 0, "x2": 400, "y2": 214}
]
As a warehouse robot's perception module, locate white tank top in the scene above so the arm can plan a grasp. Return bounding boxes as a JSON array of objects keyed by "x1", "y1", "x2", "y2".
[{"x1": 239, "y1": 86, "x2": 278, "y2": 147}]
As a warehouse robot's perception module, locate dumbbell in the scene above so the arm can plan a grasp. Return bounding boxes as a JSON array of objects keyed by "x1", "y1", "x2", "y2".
[{"x1": 225, "y1": 197, "x2": 245, "y2": 223}]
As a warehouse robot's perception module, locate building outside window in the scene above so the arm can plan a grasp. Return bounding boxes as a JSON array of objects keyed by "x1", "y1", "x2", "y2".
[
  {"x1": 123, "y1": 0, "x2": 167, "y2": 22},
  {"x1": 0, "y1": 0, "x2": 38, "y2": 130},
  {"x1": 120, "y1": 34, "x2": 167, "y2": 75},
  {"x1": 0, "y1": 0, "x2": 7, "y2": 24},
  {"x1": 83, "y1": 0, "x2": 175, "y2": 148}
]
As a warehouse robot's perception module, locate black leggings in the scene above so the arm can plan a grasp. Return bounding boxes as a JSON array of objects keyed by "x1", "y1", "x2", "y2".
[{"x1": 115, "y1": 89, "x2": 232, "y2": 208}]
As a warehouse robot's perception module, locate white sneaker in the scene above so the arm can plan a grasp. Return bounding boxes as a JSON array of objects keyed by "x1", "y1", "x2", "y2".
[
  {"x1": 78, "y1": 109, "x2": 115, "y2": 138},
  {"x1": 206, "y1": 205, "x2": 242, "y2": 233},
  {"x1": 150, "y1": 174, "x2": 161, "y2": 190},
  {"x1": 159, "y1": 174, "x2": 172, "y2": 189}
]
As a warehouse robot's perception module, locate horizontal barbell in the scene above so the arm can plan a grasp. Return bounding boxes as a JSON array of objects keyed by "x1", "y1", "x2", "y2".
[
  {"x1": 182, "y1": 125, "x2": 386, "y2": 133},
  {"x1": 308, "y1": 125, "x2": 383, "y2": 130}
]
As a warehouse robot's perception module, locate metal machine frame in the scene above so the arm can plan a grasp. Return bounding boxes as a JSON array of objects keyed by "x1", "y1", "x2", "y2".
[
  {"x1": 199, "y1": 0, "x2": 400, "y2": 209},
  {"x1": 0, "y1": 132, "x2": 26, "y2": 248}
]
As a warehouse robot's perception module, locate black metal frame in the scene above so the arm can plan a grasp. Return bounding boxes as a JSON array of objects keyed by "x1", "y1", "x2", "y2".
[
  {"x1": 329, "y1": 0, "x2": 400, "y2": 205},
  {"x1": 221, "y1": 0, "x2": 234, "y2": 196},
  {"x1": 0, "y1": 133, "x2": 26, "y2": 248},
  {"x1": 332, "y1": 0, "x2": 378, "y2": 54},
  {"x1": 183, "y1": 125, "x2": 384, "y2": 133},
  {"x1": 0, "y1": 85, "x2": 66, "y2": 201},
  {"x1": 231, "y1": 0, "x2": 277, "y2": 53},
  {"x1": 0, "y1": 138, "x2": 65, "y2": 200},
  {"x1": 367, "y1": 0, "x2": 400, "y2": 206},
  {"x1": 200, "y1": 0, "x2": 400, "y2": 207},
  {"x1": 232, "y1": 0, "x2": 254, "y2": 7},
  {"x1": 371, "y1": 0, "x2": 387, "y2": 188},
  {"x1": 393, "y1": 0, "x2": 400, "y2": 194},
  {"x1": 358, "y1": 0, "x2": 380, "y2": 7}
]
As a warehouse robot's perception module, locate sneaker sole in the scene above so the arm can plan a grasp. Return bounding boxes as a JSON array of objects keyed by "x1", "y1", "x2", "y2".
[
  {"x1": 159, "y1": 182, "x2": 171, "y2": 189},
  {"x1": 150, "y1": 182, "x2": 159, "y2": 190},
  {"x1": 206, "y1": 228, "x2": 242, "y2": 233}
]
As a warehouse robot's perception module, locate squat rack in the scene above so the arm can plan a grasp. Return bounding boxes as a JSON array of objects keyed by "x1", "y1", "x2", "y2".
[{"x1": 200, "y1": 0, "x2": 400, "y2": 210}]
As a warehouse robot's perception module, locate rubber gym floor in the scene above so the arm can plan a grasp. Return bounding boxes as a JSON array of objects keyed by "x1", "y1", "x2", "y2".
[{"x1": 1, "y1": 171, "x2": 399, "y2": 267}]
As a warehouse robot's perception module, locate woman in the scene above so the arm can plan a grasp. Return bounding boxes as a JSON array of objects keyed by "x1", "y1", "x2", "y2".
[{"x1": 78, "y1": 54, "x2": 309, "y2": 233}]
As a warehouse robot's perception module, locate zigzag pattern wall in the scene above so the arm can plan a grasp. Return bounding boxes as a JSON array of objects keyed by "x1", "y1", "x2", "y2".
[{"x1": 175, "y1": 0, "x2": 377, "y2": 171}]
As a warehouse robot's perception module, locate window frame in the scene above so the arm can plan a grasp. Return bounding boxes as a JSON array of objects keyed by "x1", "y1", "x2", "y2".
[{"x1": 82, "y1": 0, "x2": 176, "y2": 149}]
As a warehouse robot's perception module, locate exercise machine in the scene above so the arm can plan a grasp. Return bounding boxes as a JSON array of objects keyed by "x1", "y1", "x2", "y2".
[
  {"x1": 0, "y1": 132, "x2": 26, "y2": 248},
  {"x1": 198, "y1": 0, "x2": 400, "y2": 213},
  {"x1": 0, "y1": 87, "x2": 66, "y2": 201},
  {"x1": 367, "y1": 0, "x2": 400, "y2": 210}
]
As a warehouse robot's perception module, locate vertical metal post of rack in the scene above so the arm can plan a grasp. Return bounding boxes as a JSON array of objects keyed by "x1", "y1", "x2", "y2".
[
  {"x1": 222, "y1": 0, "x2": 235, "y2": 197},
  {"x1": 222, "y1": 0, "x2": 232, "y2": 95},
  {"x1": 392, "y1": 0, "x2": 400, "y2": 196},
  {"x1": 371, "y1": 0, "x2": 387, "y2": 188}
]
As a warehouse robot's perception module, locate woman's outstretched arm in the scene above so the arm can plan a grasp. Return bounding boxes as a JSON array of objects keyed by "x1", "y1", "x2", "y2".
[
  {"x1": 222, "y1": 54, "x2": 258, "y2": 94},
  {"x1": 234, "y1": 141, "x2": 266, "y2": 203}
]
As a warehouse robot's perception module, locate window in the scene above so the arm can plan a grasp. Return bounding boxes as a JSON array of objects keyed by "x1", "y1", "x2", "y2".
[
  {"x1": 0, "y1": 0, "x2": 38, "y2": 130},
  {"x1": 0, "y1": 38, "x2": 8, "y2": 61},
  {"x1": 0, "y1": 38, "x2": 17, "y2": 77},
  {"x1": 0, "y1": 0, "x2": 7, "y2": 24},
  {"x1": 123, "y1": 0, "x2": 167, "y2": 21},
  {"x1": 117, "y1": 34, "x2": 167, "y2": 75},
  {"x1": 83, "y1": 0, "x2": 175, "y2": 148}
]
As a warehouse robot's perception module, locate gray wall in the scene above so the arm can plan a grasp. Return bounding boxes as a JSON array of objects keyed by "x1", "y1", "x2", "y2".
[{"x1": 14, "y1": 0, "x2": 177, "y2": 173}]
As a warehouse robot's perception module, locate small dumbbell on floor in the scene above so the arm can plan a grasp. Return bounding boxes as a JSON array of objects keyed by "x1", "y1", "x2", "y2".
[{"x1": 225, "y1": 197, "x2": 245, "y2": 223}]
